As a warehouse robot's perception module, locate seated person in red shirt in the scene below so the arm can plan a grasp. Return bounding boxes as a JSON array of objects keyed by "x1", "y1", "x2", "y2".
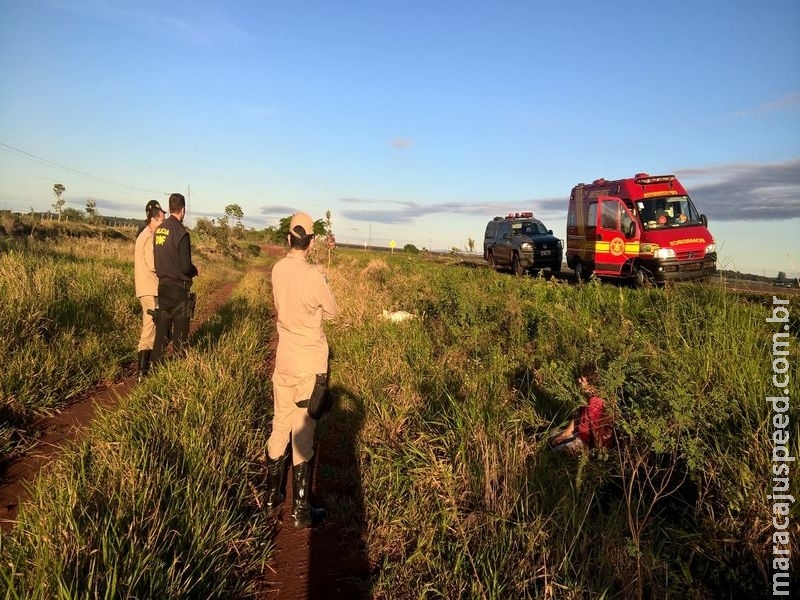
[{"x1": 550, "y1": 374, "x2": 613, "y2": 456}]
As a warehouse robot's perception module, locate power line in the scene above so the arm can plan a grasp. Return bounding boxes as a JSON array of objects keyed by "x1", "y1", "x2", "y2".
[{"x1": 0, "y1": 140, "x2": 166, "y2": 196}]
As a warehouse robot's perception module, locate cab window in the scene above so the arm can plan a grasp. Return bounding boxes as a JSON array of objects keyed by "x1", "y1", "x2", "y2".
[{"x1": 601, "y1": 202, "x2": 618, "y2": 230}]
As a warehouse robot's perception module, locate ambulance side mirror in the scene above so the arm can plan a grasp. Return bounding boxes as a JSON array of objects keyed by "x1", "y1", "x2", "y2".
[
  {"x1": 625, "y1": 222, "x2": 637, "y2": 239},
  {"x1": 700, "y1": 214, "x2": 708, "y2": 227}
]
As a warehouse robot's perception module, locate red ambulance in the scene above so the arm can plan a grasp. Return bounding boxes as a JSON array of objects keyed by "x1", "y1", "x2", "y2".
[{"x1": 566, "y1": 173, "x2": 716, "y2": 285}]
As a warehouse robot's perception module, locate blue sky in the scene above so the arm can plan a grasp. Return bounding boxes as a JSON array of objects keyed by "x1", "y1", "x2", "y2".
[{"x1": 1, "y1": 0, "x2": 798, "y2": 276}]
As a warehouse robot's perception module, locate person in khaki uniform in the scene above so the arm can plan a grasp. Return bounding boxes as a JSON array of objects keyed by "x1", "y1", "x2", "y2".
[
  {"x1": 134, "y1": 200, "x2": 164, "y2": 381},
  {"x1": 264, "y1": 212, "x2": 338, "y2": 528}
]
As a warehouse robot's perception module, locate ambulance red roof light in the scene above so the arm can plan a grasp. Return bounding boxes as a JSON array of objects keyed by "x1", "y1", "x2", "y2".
[
  {"x1": 634, "y1": 172, "x2": 649, "y2": 178},
  {"x1": 592, "y1": 178, "x2": 606, "y2": 185},
  {"x1": 635, "y1": 174, "x2": 676, "y2": 185}
]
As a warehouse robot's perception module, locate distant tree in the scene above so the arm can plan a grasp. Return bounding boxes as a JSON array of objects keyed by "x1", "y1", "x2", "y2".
[
  {"x1": 324, "y1": 209, "x2": 335, "y2": 267},
  {"x1": 193, "y1": 216, "x2": 216, "y2": 242},
  {"x1": 224, "y1": 204, "x2": 244, "y2": 235},
  {"x1": 403, "y1": 243, "x2": 419, "y2": 253},
  {"x1": 264, "y1": 225, "x2": 282, "y2": 244},
  {"x1": 62, "y1": 207, "x2": 84, "y2": 222},
  {"x1": 52, "y1": 183, "x2": 66, "y2": 221},
  {"x1": 467, "y1": 237, "x2": 475, "y2": 253},
  {"x1": 86, "y1": 198, "x2": 99, "y2": 224},
  {"x1": 214, "y1": 213, "x2": 233, "y2": 256}
]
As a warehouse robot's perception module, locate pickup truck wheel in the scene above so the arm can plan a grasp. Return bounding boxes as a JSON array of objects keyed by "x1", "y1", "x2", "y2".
[{"x1": 512, "y1": 253, "x2": 524, "y2": 276}]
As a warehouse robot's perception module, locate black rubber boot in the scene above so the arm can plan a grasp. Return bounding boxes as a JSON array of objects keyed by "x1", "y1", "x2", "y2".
[
  {"x1": 137, "y1": 350, "x2": 151, "y2": 383},
  {"x1": 292, "y1": 461, "x2": 326, "y2": 528},
  {"x1": 264, "y1": 452, "x2": 288, "y2": 513}
]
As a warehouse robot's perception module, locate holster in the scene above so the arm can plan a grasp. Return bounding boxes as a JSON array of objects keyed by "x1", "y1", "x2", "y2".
[
  {"x1": 185, "y1": 292, "x2": 197, "y2": 319},
  {"x1": 296, "y1": 373, "x2": 331, "y2": 420},
  {"x1": 146, "y1": 297, "x2": 160, "y2": 319}
]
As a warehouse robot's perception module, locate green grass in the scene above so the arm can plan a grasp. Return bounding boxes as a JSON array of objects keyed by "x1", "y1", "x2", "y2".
[
  {"x1": 1, "y1": 244, "x2": 797, "y2": 599},
  {"x1": 0, "y1": 234, "x2": 242, "y2": 461},
  {"x1": 323, "y1": 250, "x2": 799, "y2": 598},
  {"x1": 1, "y1": 268, "x2": 277, "y2": 599}
]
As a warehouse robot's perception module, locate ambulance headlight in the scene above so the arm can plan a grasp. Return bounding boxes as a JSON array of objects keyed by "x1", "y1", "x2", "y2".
[
  {"x1": 520, "y1": 242, "x2": 533, "y2": 251},
  {"x1": 654, "y1": 248, "x2": 676, "y2": 259},
  {"x1": 705, "y1": 243, "x2": 716, "y2": 254}
]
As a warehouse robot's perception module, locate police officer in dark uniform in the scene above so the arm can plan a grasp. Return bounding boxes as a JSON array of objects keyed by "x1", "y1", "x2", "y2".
[{"x1": 151, "y1": 192, "x2": 198, "y2": 367}]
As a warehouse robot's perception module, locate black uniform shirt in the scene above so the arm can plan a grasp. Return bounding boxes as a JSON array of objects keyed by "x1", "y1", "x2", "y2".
[{"x1": 154, "y1": 215, "x2": 197, "y2": 284}]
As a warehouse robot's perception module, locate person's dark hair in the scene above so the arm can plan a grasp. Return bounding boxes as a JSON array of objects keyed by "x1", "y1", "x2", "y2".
[
  {"x1": 146, "y1": 205, "x2": 163, "y2": 223},
  {"x1": 168, "y1": 193, "x2": 186, "y2": 214},
  {"x1": 289, "y1": 226, "x2": 313, "y2": 250}
]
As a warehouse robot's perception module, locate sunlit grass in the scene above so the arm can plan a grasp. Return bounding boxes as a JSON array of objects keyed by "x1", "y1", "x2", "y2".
[
  {"x1": 323, "y1": 248, "x2": 798, "y2": 598},
  {"x1": 0, "y1": 234, "x2": 243, "y2": 461},
  {"x1": 1, "y1": 263, "x2": 277, "y2": 599},
  {"x1": 1, "y1": 242, "x2": 797, "y2": 599}
]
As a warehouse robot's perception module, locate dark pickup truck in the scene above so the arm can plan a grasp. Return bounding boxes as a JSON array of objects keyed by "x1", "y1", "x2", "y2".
[{"x1": 483, "y1": 212, "x2": 563, "y2": 276}]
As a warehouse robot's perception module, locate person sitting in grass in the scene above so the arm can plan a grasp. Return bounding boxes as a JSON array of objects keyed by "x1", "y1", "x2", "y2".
[{"x1": 550, "y1": 372, "x2": 614, "y2": 456}]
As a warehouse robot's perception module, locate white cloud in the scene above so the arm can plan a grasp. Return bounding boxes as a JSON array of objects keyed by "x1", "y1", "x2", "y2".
[
  {"x1": 729, "y1": 91, "x2": 800, "y2": 118},
  {"x1": 42, "y1": 0, "x2": 250, "y2": 45}
]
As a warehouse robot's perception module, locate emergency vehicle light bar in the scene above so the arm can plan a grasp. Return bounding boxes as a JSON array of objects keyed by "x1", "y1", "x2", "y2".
[
  {"x1": 506, "y1": 211, "x2": 534, "y2": 218},
  {"x1": 634, "y1": 174, "x2": 675, "y2": 185}
]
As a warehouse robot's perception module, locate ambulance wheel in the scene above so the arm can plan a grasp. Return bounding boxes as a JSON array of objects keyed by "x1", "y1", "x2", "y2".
[
  {"x1": 512, "y1": 253, "x2": 524, "y2": 276},
  {"x1": 634, "y1": 265, "x2": 654, "y2": 288},
  {"x1": 574, "y1": 260, "x2": 588, "y2": 282}
]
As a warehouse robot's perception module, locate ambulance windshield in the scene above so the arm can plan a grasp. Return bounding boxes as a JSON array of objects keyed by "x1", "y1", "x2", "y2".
[{"x1": 636, "y1": 196, "x2": 702, "y2": 229}]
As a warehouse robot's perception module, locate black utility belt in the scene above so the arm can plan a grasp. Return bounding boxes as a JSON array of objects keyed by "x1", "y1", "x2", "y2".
[{"x1": 160, "y1": 280, "x2": 192, "y2": 289}]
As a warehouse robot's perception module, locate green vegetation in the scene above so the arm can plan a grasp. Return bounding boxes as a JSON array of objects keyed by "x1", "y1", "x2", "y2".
[
  {"x1": 1, "y1": 269, "x2": 277, "y2": 598},
  {"x1": 0, "y1": 226, "x2": 241, "y2": 460},
  {"x1": 1, "y1": 231, "x2": 797, "y2": 598},
  {"x1": 323, "y1": 252, "x2": 799, "y2": 598}
]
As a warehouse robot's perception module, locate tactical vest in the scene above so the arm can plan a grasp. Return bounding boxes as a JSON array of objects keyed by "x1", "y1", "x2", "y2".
[{"x1": 154, "y1": 216, "x2": 192, "y2": 284}]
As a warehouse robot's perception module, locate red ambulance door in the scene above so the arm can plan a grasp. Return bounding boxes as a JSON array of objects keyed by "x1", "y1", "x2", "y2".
[{"x1": 595, "y1": 196, "x2": 636, "y2": 276}]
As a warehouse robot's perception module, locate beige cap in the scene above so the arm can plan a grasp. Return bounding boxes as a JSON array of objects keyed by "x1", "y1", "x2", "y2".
[{"x1": 289, "y1": 212, "x2": 314, "y2": 238}]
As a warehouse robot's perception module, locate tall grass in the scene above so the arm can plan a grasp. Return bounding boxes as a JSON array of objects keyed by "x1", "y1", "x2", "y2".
[
  {"x1": 0, "y1": 235, "x2": 241, "y2": 461},
  {"x1": 1, "y1": 245, "x2": 796, "y2": 598},
  {"x1": 324, "y1": 251, "x2": 799, "y2": 598},
  {"x1": 1, "y1": 267, "x2": 277, "y2": 598}
]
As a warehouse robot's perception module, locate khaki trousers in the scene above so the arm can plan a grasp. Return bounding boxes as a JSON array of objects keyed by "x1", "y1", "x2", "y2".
[
  {"x1": 137, "y1": 295, "x2": 157, "y2": 352},
  {"x1": 267, "y1": 373, "x2": 317, "y2": 465}
]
